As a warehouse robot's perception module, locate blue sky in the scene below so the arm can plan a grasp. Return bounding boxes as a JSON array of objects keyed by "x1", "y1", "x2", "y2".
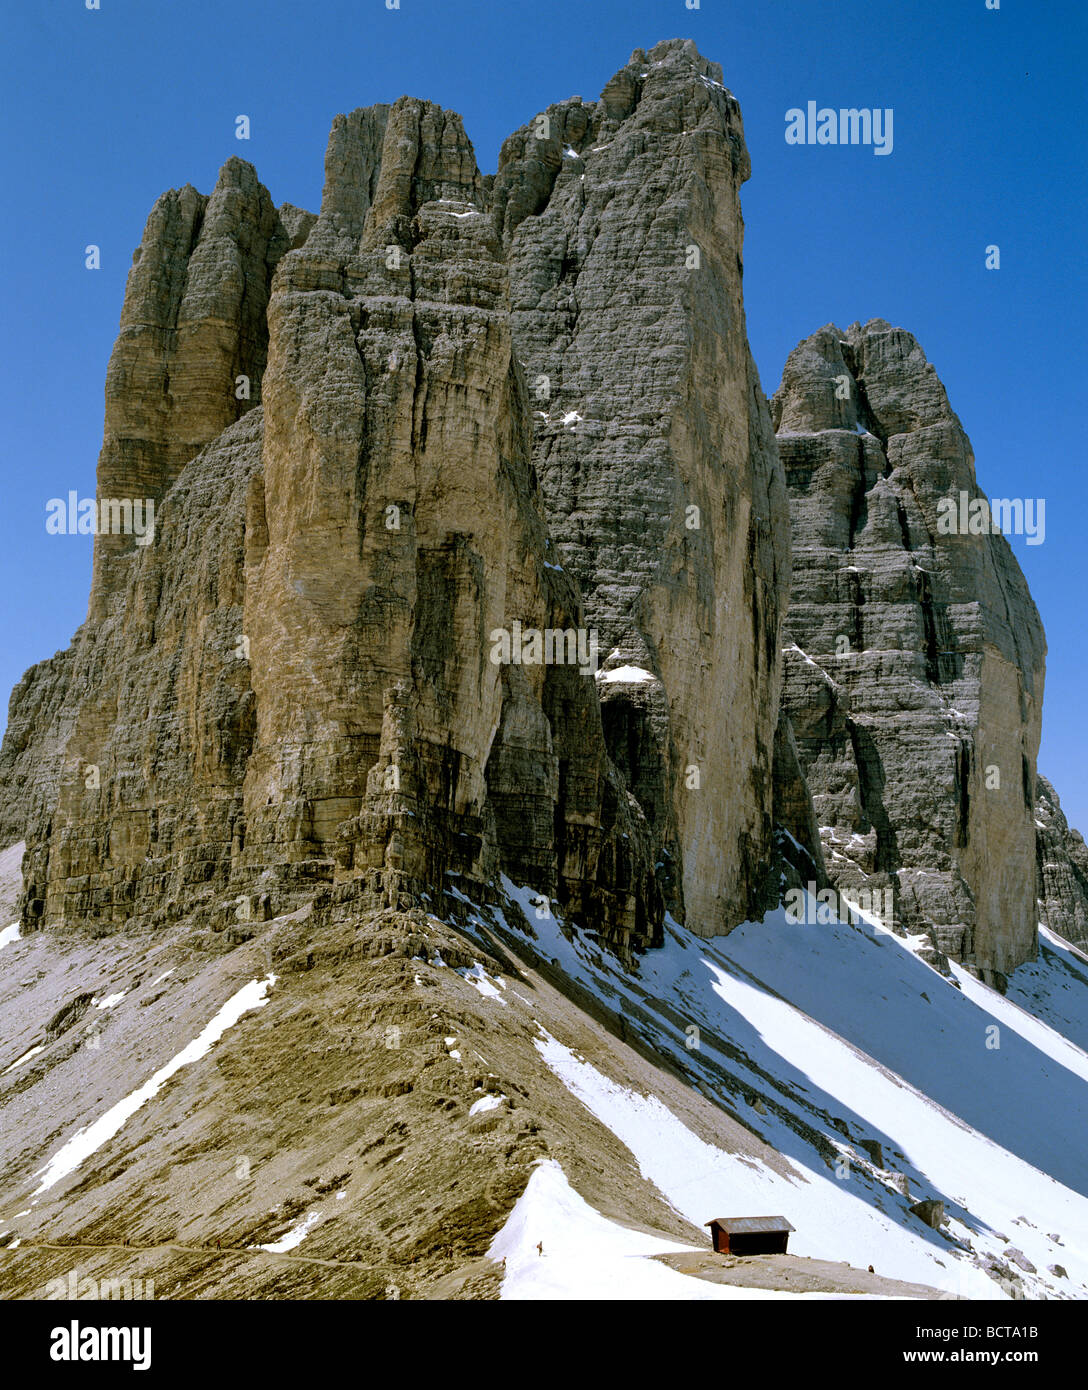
[{"x1": 2, "y1": 0, "x2": 1085, "y2": 829}]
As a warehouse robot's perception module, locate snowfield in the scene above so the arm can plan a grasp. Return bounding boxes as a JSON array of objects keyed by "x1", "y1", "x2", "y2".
[
  {"x1": 489, "y1": 1159, "x2": 886, "y2": 1300},
  {"x1": 484, "y1": 879, "x2": 1088, "y2": 1300}
]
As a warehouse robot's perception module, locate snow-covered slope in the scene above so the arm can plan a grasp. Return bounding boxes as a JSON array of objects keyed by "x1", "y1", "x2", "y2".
[
  {"x1": 479, "y1": 882, "x2": 1088, "y2": 1300},
  {"x1": 488, "y1": 1159, "x2": 891, "y2": 1300},
  {"x1": 4, "y1": 848, "x2": 1086, "y2": 1301}
]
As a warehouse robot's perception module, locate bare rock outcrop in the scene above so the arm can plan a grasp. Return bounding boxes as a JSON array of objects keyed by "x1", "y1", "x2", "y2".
[
  {"x1": 0, "y1": 40, "x2": 791, "y2": 955},
  {"x1": 499, "y1": 39, "x2": 790, "y2": 932},
  {"x1": 240, "y1": 95, "x2": 661, "y2": 954},
  {"x1": 1035, "y1": 775, "x2": 1088, "y2": 950},
  {"x1": 1, "y1": 89, "x2": 688, "y2": 957},
  {"x1": 89, "y1": 157, "x2": 307, "y2": 619},
  {"x1": 771, "y1": 320, "x2": 1046, "y2": 977},
  {"x1": 1, "y1": 46, "x2": 1066, "y2": 981}
]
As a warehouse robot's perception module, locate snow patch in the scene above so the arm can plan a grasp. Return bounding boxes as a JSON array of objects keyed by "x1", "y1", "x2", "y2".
[
  {"x1": 469, "y1": 1093, "x2": 506, "y2": 1116},
  {"x1": 259, "y1": 1210, "x2": 321, "y2": 1253},
  {"x1": 457, "y1": 961, "x2": 507, "y2": 1004},
  {"x1": 32, "y1": 975, "x2": 277, "y2": 1195},
  {"x1": 3, "y1": 1044, "x2": 45, "y2": 1075},
  {"x1": 488, "y1": 1160, "x2": 878, "y2": 1300},
  {"x1": 595, "y1": 665, "x2": 657, "y2": 685}
]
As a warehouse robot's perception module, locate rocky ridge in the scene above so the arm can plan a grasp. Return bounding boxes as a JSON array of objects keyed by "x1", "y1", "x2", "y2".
[
  {"x1": 0, "y1": 39, "x2": 789, "y2": 957},
  {"x1": 0, "y1": 39, "x2": 1078, "y2": 984},
  {"x1": 771, "y1": 321, "x2": 1047, "y2": 980}
]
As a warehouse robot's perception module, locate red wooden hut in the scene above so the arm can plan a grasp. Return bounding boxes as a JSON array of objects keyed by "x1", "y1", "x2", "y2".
[{"x1": 705, "y1": 1216, "x2": 795, "y2": 1255}]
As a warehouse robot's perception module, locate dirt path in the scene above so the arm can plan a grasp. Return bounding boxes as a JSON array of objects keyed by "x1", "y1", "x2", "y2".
[
  {"x1": 4, "y1": 1238, "x2": 386, "y2": 1272},
  {"x1": 654, "y1": 1249, "x2": 958, "y2": 1298}
]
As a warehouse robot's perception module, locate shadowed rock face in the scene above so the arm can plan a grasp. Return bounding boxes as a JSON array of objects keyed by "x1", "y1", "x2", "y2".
[
  {"x1": 1036, "y1": 776, "x2": 1088, "y2": 950},
  {"x1": 771, "y1": 320, "x2": 1046, "y2": 978},
  {"x1": 498, "y1": 38, "x2": 790, "y2": 932},
  {"x1": 0, "y1": 44, "x2": 1066, "y2": 978},
  {"x1": 0, "y1": 41, "x2": 790, "y2": 954}
]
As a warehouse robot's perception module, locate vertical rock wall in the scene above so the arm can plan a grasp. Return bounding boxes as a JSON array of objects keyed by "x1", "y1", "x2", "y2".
[
  {"x1": 498, "y1": 39, "x2": 790, "y2": 933},
  {"x1": 772, "y1": 320, "x2": 1046, "y2": 977},
  {"x1": 240, "y1": 98, "x2": 662, "y2": 951},
  {"x1": 89, "y1": 158, "x2": 312, "y2": 618}
]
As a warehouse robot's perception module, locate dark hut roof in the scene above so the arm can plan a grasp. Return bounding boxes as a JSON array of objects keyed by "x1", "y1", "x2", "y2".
[{"x1": 704, "y1": 1216, "x2": 795, "y2": 1234}]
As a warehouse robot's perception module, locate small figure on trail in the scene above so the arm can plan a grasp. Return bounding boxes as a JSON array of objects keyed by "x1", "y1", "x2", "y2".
[
  {"x1": 536, "y1": 1241, "x2": 543, "y2": 1257},
  {"x1": 216, "y1": 1238, "x2": 222, "y2": 1250}
]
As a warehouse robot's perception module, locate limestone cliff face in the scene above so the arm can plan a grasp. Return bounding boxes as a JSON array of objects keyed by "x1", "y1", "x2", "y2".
[
  {"x1": 240, "y1": 95, "x2": 661, "y2": 954},
  {"x1": 497, "y1": 39, "x2": 790, "y2": 932},
  {"x1": 11, "y1": 412, "x2": 261, "y2": 934},
  {"x1": 0, "y1": 40, "x2": 788, "y2": 954},
  {"x1": 0, "y1": 152, "x2": 301, "y2": 867},
  {"x1": 89, "y1": 158, "x2": 312, "y2": 619},
  {"x1": 1, "y1": 46, "x2": 1066, "y2": 975},
  {"x1": 772, "y1": 320, "x2": 1046, "y2": 978},
  {"x1": 1036, "y1": 776, "x2": 1088, "y2": 950}
]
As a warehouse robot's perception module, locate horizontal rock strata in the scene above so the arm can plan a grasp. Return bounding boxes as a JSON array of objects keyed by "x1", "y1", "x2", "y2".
[
  {"x1": 772, "y1": 320, "x2": 1046, "y2": 978},
  {"x1": 1035, "y1": 776, "x2": 1088, "y2": 950},
  {"x1": 498, "y1": 38, "x2": 790, "y2": 932}
]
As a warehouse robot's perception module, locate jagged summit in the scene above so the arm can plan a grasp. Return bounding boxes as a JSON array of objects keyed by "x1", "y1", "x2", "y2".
[
  {"x1": 88, "y1": 155, "x2": 312, "y2": 620},
  {"x1": 771, "y1": 319, "x2": 1046, "y2": 978},
  {"x1": 1, "y1": 39, "x2": 1086, "y2": 1309},
  {"x1": 773, "y1": 319, "x2": 963, "y2": 438},
  {"x1": 0, "y1": 38, "x2": 782, "y2": 954}
]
